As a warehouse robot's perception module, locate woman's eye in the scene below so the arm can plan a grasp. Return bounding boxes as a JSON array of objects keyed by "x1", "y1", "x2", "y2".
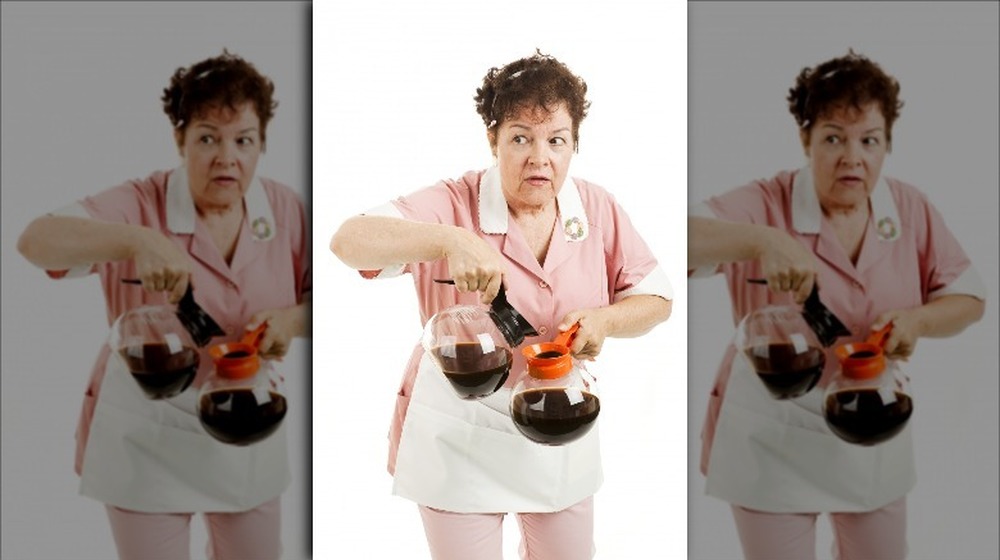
[
  {"x1": 199, "y1": 135, "x2": 216, "y2": 145},
  {"x1": 512, "y1": 135, "x2": 528, "y2": 145},
  {"x1": 237, "y1": 136, "x2": 255, "y2": 146},
  {"x1": 824, "y1": 135, "x2": 841, "y2": 145},
  {"x1": 863, "y1": 136, "x2": 880, "y2": 146},
  {"x1": 550, "y1": 137, "x2": 566, "y2": 146}
]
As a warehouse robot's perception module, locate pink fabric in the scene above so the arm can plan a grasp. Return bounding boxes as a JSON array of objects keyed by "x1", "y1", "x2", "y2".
[
  {"x1": 105, "y1": 496, "x2": 282, "y2": 560},
  {"x1": 47, "y1": 169, "x2": 310, "y2": 475},
  {"x1": 419, "y1": 496, "x2": 594, "y2": 560},
  {"x1": 371, "y1": 170, "x2": 663, "y2": 474},
  {"x1": 730, "y1": 497, "x2": 907, "y2": 560},
  {"x1": 698, "y1": 170, "x2": 975, "y2": 475}
]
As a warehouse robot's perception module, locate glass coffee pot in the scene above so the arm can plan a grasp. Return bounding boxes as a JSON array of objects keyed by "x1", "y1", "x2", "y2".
[
  {"x1": 197, "y1": 323, "x2": 288, "y2": 446},
  {"x1": 738, "y1": 281, "x2": 850, "y2": 399},
  {"x1": 111, "y1": 282, "x2": 226, "y2": 399},
  {"x1": 423, "y1": 281, "x2": 538, "y2": 400},
  {"x1": 823, "y1": 323, "x2": 913, "y2": 446},
  {"x1": 111, "y1": 305, "x2": 201, "y2": 400},
  {"x1": 510, "y1": 324, "x2": 601, "y2": 446}
]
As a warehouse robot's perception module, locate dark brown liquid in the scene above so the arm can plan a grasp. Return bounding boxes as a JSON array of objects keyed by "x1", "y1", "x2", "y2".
[
  {"x1": 120, "y1": 343, "x2": 199, "y2": 399},
  {"x1": 511, "y1": 388, "x2": 600, "y2": 445},
  {"x1": 745, "y1": 343, "x2": 825, "y2": 399},
  {"x1": 824, "y1": 389, "x2": 913, "y2": 446},
  {"x1": 224, "y1": 350, "x2": 252, "y2": 359},
  {"x1": 432, "y1": 343, "x2": 512, "y2": 399},
  {"x1": 198, "y1": 389, "x2": 288, "y2": 446},
  {"x1": 535, "y1": 350, "x2": 565, "y2": 359},
  {"x1": 849, "y1": 350, "x2": 877, "y2": 359}
]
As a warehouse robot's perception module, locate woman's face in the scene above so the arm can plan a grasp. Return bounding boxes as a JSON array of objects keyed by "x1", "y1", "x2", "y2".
[
  {"x1": 492, "y1": 103, "x2": 575, "y2": 213},
  {"x1": 176, "y1": 102, "x2": 262, "y2": 213},
  {"x1": 802, "y1": 102, "x2": 888, "y2": 213}
]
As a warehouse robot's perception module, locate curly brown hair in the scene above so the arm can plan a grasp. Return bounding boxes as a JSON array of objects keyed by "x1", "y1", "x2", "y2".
[
  {"x1": 161, "y1": 50, "x2": 278, "y2": 147},
  {"x1": 787, "y1": 50, "x2": 903, "y2": 149},
  {"x1": 475, "y1": 50, "x2": 590, "y2": 152}
]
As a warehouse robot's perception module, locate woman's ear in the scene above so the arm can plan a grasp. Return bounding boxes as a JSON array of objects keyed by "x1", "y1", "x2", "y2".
[
  {"x1": 173, "y1": 129, "x2": 185, "y2": 157},
  {"x1": 486, "y1": 129, "x2": 497, "y2": 158},
  {"x1": 799, "y1": 129, "x2": 811, "y2": 157}
]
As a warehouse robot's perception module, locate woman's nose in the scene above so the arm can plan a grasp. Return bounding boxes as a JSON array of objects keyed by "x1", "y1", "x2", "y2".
[
  {"x1": 215, "y1": 141, "x2": 237, "y2": 166},
  {"x1": 528, "y1": 143, "x2": 549, "y2": 166},
  {"x1": 841, "y1": 140, "x2": 863, "y2": 166}
]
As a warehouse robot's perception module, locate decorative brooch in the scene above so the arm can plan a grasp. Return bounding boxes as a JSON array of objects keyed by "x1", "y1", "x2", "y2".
[
  {"x1": 563, "y1": 217, "x2": 585, "y2": 241},
  {"x1": 251, "y1": 217, "x2": 273, "y2": 240},
  {"x1": 876, "y1": 216, "x2": 898, "y2": 241}
]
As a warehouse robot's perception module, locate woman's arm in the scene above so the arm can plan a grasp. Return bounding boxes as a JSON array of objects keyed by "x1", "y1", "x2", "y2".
[
  {"x1": 558, "y1": 294, "x2": 672, "y2": 360},
  {"x1": 330, "y1": 215, "x2": 505, "y2": 303},
  {"x1": 18, "y1": 214, "x2": 192, "y2": 302},
  {"x1": 872, "y1": 294, "x2": 986, "y2": 359},
  {"x1": 246, "y1": 301, "x2": 311, "y2": 359},
  {"x1": 689, "y1": 215, "x2": 819, "y2": 303}
]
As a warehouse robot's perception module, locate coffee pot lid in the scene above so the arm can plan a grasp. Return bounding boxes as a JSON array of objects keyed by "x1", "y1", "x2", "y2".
[
  {"x1": 434, "y1": 280, "x2": 539, "y2": 347},
  {"x1": 746, "y1": 279, "x2": 850, "y2": 347},
  {"x1": 120, "y1": 279, "x2": 225, "y2": 347},
  {"x1": 208, "y1": 322, "x2": 267, "y2": 379},
  {"x1": 834, "y1": 323, "x2": 892, "y2": 379}
]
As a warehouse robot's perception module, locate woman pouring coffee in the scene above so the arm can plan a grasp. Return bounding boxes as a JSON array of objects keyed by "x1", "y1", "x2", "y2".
[
  {"x1": 330, "y1": 51, "x2": 673, "y2": 559},
  {"x1": 688, "y1": 50, "x2": 986, "y2": 559},
  {"x1": 17, "y1": 51, "x2": 310, "y2": 559}
]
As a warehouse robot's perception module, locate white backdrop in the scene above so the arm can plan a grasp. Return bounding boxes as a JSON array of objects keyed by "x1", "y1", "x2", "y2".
[
  {"x1": 312, "y1": 1, "x2": 688, "y2": 558},
  {"x1": 688, "y1": 3, "x2": 999, "y2": 559},
  {"x1": 1, "y1": 3, "x2": 311, "y2": 559}
]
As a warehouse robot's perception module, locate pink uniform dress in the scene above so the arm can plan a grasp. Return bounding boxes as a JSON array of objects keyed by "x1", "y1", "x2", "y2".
[
  {"x1": 360, "y1": 166, "x2": 673, "y2": 513},
  {"x1": 691, "y1": 167, "x2": 986, "y2": 513},
  {"x1": 48, "y1": 167, "x2": 310, "y2": 513}
]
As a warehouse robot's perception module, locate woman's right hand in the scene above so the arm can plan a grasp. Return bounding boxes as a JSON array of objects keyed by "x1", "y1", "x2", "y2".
[
  {"x1": 130, "y1": 227, "x2": 193, "y2": 304},
  {"x1": 757, "y1": 227, "x2": 819, "y2": 304},
  {"x1": 443, "y1": 227, "x2": 505, "y2": 304}
]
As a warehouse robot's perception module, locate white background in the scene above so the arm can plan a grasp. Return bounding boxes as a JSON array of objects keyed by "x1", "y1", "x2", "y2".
[
  {"x1": 688, "y1": 3, "x2": 999, "y2": 559},
  {"x1": 1, "y1": 3, "x2": 311, "y2": 559},
  {"x1": 312, "y1": 1, "x2": 688, "y2": 558}
]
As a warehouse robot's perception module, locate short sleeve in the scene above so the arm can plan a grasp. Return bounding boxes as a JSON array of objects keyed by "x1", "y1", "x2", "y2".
[
  {"x1": 901, "y1": 183, "x2": 987, "y2": 302},
  {"x1": 586, "y1": 184, "x2": 673, "y2": 302},
  {"x1": 356, "y1": 177, "x2": 475, "y2": 280},
  {"x1": 45, "y1": 179, "x2": 157, "y2": 279}
]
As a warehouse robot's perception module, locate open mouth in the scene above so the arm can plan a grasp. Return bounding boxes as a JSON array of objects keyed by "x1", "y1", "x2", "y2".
[{"x1": 525, "y1": 175, "x2": 551, "y2": 187}]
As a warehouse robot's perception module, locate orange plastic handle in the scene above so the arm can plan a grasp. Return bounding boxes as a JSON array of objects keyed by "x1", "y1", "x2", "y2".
[
  {"x1": 867, "y1": 322, "x2": 892, "y2": 349},
  {"x1": 241, "y1": 322, "x2": 268, "y2": 349},
  {"x1": 552, "y1": 323, "x2": 580, "y2": 349}
]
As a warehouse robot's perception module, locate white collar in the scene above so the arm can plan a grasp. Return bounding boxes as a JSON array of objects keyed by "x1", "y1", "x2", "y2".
[
  {"x1": 478, "y1": 165, "x2": 590, "y2": 242},
  {"x1": 792, "y1": 166, "x2": 901, "y2": 241},
  {"x1": 166, "y1": 166, "x2": 276, "y2": 241}
]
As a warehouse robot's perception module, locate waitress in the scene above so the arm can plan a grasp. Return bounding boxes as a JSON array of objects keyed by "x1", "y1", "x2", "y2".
[
  {"x1": 330, "y1": 51, "x2": 673, "y2": 560},
  {"x1": 17, "y1": 51, "x2": 310, "y2": 560},
  {"x1": 688, "y1": 51, "x2": 985, "y2": 559}
]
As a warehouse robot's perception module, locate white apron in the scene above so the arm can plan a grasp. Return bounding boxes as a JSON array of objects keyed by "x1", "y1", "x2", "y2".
[
  {"x1": 705, "y1": 348, "x2": 915, "y2": 513},
  {"x1": 392, "y1": 352, "x2": 603, "y2": 513},
  {"x1": 79, "y1": 347, "x2": 291, "y2": 513}
]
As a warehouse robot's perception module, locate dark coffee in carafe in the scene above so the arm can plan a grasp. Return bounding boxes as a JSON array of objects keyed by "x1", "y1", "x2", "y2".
[
  {"x1": 511, "y1": 388, "x2": 600, "y2": 445},
  {"x1": 120, "y1": 343, "x2": 199, "y2": 399},
  {"x1": 431, "y1": 343, "x2": 513, "y2": 399},
  {"x1": 745, "y1": 343, "x2": 825, "y2": 399},
  {"x1": 824, "y1": 389, "x2": 913, "y2": 446},
  {"x1": 198, "y1": 389, "x2": 288, "y2": 446}
]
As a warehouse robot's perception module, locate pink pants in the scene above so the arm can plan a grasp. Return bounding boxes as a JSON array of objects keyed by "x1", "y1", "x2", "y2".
[
  {"x1": 104, "y1": 497, "x2": 281, "y2": 560},
  {"x1": 730, "y1": 497, "x2": 907, "y2": 560},
  {"x1": 418, "y1": 496, "x2": 595, "y2": 560}
]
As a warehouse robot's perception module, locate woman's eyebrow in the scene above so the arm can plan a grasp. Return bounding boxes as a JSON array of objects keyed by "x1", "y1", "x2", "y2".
[{"x1": 507, "y1": 123, "x2": 571, "y2": 134}]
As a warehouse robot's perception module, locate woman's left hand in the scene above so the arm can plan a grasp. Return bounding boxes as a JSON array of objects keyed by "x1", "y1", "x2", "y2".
[
  {"x1": 870, "y1": 309, "x2": 923, "y2": 360},
  {"x1": 246, "y1": 304, "x2": 309, "y2": 359},
  {"x1": 556, "y1": 309, "x2": 611, "y2": 361}
]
